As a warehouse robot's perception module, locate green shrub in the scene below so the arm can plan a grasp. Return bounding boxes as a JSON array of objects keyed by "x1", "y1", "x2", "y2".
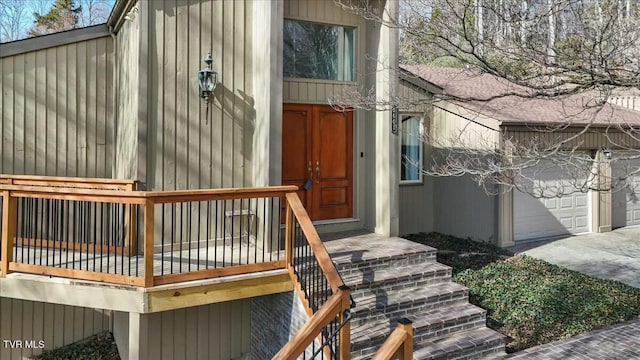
[{"x1": 454, "y1": 255, "x2": 640, "y2": 352}]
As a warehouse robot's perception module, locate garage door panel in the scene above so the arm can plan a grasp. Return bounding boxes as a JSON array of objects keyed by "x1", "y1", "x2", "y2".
[{"x1": 514, "y1": 157, "x2": 591, "y2": 242}]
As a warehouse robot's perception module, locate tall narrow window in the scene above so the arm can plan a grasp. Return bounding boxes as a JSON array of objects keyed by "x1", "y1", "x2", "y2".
[
  {"x1": 400, "y1": 115, "x2": 423, "y2": 184},
  {"x1": 283, "y1": 19, "x2": 355, "y2": 81}
]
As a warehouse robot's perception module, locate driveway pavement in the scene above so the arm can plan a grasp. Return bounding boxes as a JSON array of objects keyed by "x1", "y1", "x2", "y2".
[
  {"x1": 505, "y1": 228, "x2": 640, "y2": 359},
  {"x1": 508, "y1": 227, "x2": 640, "y2": 288},
  {"x1": 506, "y1": 318, "x2": 640, "y2": 359}
]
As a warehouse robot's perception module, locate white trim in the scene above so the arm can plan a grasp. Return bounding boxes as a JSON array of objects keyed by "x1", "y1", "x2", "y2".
[{"x1": 399, "y1": 114, "x2": 424, "y2": 185}]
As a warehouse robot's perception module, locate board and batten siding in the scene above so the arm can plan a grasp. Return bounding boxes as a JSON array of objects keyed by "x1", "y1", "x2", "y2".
[
  {"x1": 0, "y1": 297, "x2": 111, "y2": 360},
  {"x1": 114, "y1": 299, "x2": 250, "y2": 360},
  {"x1": 0, "y1": 36, "x2": 115, "y2": 177},
  {"x1": 504, "y1": 128, "x2": 640, "y2": 150},
  {"x1": 398, "y1": 80, "x2": 433, "y2": 235},
  {"x1": 430, "y1": 103, "x2": 500, "y2": 242},
  {"x1": 146, "y1": 0, "x2": 254, "y2": 191}
]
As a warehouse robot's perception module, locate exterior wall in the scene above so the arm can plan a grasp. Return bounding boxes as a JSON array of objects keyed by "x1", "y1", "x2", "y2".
[
  {"x1": 114, "y1": 1, "x2": 140, "y2": 180},
  {"x1": 398, "y1": 80, "x2": 434, "y2": 235},
  {"x1": 146, "y1": 0, "x2": 255, "y2": 191},
  {"x1": 249, "y1": 291, "x2": 318, "y2": 360},
  {"x1": 0, "y1": 297, "x2": 111, "y2": 360},
  {"x1": 430, "y1": 103, "x2": 500, "y2": 243},
  {"x1": 0, "y1": 36, "x2": 116, "y2": 177},
  {"x1": 504, "y1": 128, "x2": 640, "y2": 150},
  {"x1": 114, "y1": 300, "x2": 250, "y2": 360},
  {"x1": 283, "y1": 0, "x2": 370, "y2": 234}
]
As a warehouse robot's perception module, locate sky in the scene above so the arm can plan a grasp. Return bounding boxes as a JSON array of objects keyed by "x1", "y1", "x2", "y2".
[{"x1": 0, "y1": 0, "x2": 116, "y2": 43}]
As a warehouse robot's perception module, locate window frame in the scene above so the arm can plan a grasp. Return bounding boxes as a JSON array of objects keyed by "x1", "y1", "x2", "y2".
[
  {"x1": 399, "y1": 113, "x2": 424, "y2": 185},
  {"x1": 283, "y1": 18, "x2": 357, "y2": 83}
]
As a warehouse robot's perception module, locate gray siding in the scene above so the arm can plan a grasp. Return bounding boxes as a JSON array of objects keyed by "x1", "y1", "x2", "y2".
[
  {"x1": 145, "y1": 300, "x2": 250, "y2": 360},
  {"x1": 146, "y1": 0, "x2": 254, "y2": 191},
  {"x1": 430, "y1": 104, "x2": 500, "y2": 242},
  {"x1": 0, "y1": 297, "x2": 111, "y2": 360},
  {"x1": 398, "y1": 80, "x2": 433, "y2": 235},
  {"x1": 0, "y1": 36, "x2": 115, "y2": 177}
]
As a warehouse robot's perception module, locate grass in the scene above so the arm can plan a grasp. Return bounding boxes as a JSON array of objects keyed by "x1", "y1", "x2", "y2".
[{"x1": 405, "y1": 232, "x2": 640, "y2": 353}]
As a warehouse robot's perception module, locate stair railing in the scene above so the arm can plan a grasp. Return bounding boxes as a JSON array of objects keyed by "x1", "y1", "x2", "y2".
[
  {"x1": 277, "y1": 192, "x2": 353, "y2": 359},
  {"x1": 372, "y1": 318, "x2": 414, "y2": 360}
]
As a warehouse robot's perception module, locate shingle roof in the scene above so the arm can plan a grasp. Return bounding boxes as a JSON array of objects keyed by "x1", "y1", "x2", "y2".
[{"x1": 400, "y1": 65, "x2": 640, "y2": 127}]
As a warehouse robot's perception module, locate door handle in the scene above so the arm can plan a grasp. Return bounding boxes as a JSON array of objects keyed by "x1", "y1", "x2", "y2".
[{"x1": 316, "y1": 161, "x2": 320, "y2": 182}]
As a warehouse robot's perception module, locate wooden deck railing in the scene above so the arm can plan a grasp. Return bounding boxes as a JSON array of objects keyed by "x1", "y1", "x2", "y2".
[
  {"x1": 276, "y1": 192, "x2": 353, "y2": 359},
  {"x1": 372, "y1": 319, "x2": 414, "y2": 360},
  {"x1": 0, "y1": 179, "x2": 296, "y2": 287},
  {"x1": 0, "y1": 176, "x2": 355, "y2": 358}
]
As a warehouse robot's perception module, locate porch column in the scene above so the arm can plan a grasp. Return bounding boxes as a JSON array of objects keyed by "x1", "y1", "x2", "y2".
[
  {"x1": 593, "y1": 149, "x2": 612, "y2": 232},
  {"x1": 252, "y1": 0, "x2": 283, "y2": 188},
  {"x1": 498, "y1": 186, "x2": 515, "y2": 247},
  {"x1": 373, "y1": 0, "x2": 400, "y2": 236}
]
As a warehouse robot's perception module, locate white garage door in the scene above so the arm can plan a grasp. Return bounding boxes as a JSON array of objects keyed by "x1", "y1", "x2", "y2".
[
  {"x1": 514, "y1": 161, "x2": 591, "y2": 242},
  {"x1": 612, "y1": 154, "x2": 640, "y2": 228}
]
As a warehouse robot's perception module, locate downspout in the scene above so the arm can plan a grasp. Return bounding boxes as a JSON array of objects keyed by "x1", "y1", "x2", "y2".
[{"x1": 109, "y1": 25, "x2": 119, "y2": 179}]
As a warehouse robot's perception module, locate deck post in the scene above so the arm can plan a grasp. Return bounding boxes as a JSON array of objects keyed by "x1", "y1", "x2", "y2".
[
  {"x1": 143, "y1": 198, "x2": 155, "y2": 287},
  {"x1": 284, "y1": 194, "x2": 294, "y2": 267},
  {"x1": 338, "y1": 285, "x2": 352, "y2": 360},
  {"x1": 397, "y1": 318, "x2": 413, "y2": 360},
  {"x1": 1, "y1": 191, "x2": 16, "y2": 276}
]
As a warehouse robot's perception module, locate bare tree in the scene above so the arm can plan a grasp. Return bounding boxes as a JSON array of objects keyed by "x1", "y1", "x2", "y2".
[
  {"x1": 77, "y1": 0, "x2": 112, "y2": 27},
  {"x1": 0, "y1": 0, "x2": 30, "y2": 42},
  {"x1": 333, "y1": 0, "x2": 640, "y2": 197}
]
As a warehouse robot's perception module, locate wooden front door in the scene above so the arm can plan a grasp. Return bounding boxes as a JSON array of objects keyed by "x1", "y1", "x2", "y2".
[{"x1": 282, "y1": 104, "x2": 353, "y2": 220}]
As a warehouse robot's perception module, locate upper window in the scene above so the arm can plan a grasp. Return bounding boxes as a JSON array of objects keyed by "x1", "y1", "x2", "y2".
[
  {"x1": 400, "y1": 115, "x2": 424, "y2": 184},
  {"x1": 284, "y1": 19, "x2": 355, "y2": 81}
]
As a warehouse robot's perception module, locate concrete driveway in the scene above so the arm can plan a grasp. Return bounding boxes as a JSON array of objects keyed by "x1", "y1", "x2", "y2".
[{"x1": 508, "y1": 227, "x2": 640, "y2": 288}]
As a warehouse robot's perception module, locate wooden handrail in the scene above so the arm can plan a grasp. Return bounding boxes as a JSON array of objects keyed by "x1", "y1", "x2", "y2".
[
  {"x1": 285, "y1": 192, "x2": 344, "y2": 293},
  {"x1": 273, "y1": 288, "x2": 349, "y2": 360},
  {"x1": 0, "y1": 184, "x2": 298, "y2": 203},
  {"x1": 0, "y1": 174, "x2": 136, "y2": 190},
  {"x1": 372, "y1": 319, "x2": 414, "y2": 360}
]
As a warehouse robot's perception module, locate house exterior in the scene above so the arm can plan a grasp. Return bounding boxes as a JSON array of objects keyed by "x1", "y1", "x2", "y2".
[
  {"x1": 398, "y1": 65, "x2": 640, "y2": 247},
  {"x1": 0, "y1": 1, "x2": 403, "y2": 359}
]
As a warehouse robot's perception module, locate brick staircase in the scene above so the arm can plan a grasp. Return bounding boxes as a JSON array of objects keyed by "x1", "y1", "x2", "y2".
[{"x1": 323, "y1": 232, "x2": 506, "y2": 360}]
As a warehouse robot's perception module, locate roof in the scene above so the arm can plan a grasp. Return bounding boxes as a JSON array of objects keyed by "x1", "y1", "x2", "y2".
[{"x1": 400, "y1": 65, "x2": 640, "y2": 127}]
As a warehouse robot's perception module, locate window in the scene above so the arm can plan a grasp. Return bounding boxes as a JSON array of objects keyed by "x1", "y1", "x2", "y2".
[
  {"x1": 400, "y1": 115, "x2": 423, "y2": 184},
  {"x1": 284, "y1": 19, "x2": 355, "y2": 81}
]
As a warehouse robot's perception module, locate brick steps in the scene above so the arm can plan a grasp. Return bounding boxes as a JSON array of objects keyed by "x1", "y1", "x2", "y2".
[
  {"x1": 350, "y1": 282, "x2": 470, "y2": 328},
  {"x1": 351, "y1": 303, "x2": 488, "y2": 357},
  {"x1": 412, "y1": 327, "x2": 507, "y2": 360},
  {"x1": 333, "y1": 248, "x2": 437, "y2": 274},
  {"x1": 342, "y1": 262, "x2": 452, "y2": 297},
  {"x1": 322, "y1": 233, "x2": 506, "y2": 359}
]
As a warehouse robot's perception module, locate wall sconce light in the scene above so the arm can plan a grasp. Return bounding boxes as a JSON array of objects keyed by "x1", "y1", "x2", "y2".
[
  {"x1": 198, "y1": 52, "x2": 218, "y2": 104},
  {"x1": 602, "y1": 147, "x2": 612, "y2": 160}
]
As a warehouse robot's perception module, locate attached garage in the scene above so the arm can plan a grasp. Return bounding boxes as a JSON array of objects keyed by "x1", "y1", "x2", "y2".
[
  {"x1": 513, "y1": 160, "x2": 591, "y2": 242},
  {"x1": 399, "y1": 65, "x2": 640, "y2": 247},
  {"x1": 612, "y1": 154, "x2": 640, "y2": 228}
]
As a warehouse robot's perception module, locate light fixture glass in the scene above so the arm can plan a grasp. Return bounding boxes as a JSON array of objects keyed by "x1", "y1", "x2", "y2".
[{"x1": 198, "y1": 52, "x2": 217, "y2": 101}]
